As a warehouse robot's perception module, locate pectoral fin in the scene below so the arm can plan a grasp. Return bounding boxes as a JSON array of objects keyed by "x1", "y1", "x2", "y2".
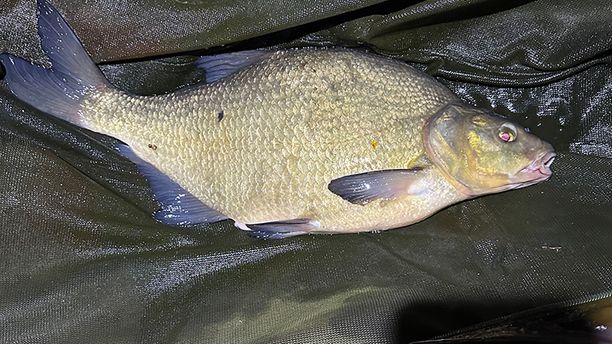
[{"x1": 328, "y1": 168, "x2": 427, "y2": 205}]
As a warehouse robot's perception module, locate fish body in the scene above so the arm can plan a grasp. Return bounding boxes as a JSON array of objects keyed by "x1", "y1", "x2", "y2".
[
  {"x1": 84, "y1": 49, "x2": 464, "y2": 233},
  {"x1": 0, "y1": 0, "x2": 555, "y2": 238}
]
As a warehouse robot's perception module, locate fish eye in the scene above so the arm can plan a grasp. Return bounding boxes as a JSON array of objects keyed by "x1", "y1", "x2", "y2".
[{"x1": 498, "y1": 124, "x2": 517, "y2": 143}]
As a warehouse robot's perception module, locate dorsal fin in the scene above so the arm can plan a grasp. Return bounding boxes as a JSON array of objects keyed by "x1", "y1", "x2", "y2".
[{"x1": 194, "y1": 50, "x2": 271, "y2": 83}]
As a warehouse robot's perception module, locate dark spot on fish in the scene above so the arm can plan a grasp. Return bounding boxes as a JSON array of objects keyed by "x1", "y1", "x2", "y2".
[
  {"x1": 148, "y1": 144, "x2": 157, "y2": 150},
  {"x1": 217, "y1": 110, "x2": 224, "y2": 122}
]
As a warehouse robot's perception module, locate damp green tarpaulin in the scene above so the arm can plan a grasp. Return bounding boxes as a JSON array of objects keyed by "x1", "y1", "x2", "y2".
[{"x1": 0, "y1": 0, "x2": 611, "y2": 343}]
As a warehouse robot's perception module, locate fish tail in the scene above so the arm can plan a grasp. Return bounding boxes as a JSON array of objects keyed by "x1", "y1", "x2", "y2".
[{"x1": 0, "y1": 0, "x2": 109, "y2": 129}]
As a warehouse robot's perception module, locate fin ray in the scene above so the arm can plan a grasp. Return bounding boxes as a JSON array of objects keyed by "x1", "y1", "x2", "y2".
[{"x1": 328, "y1": 168, "x2": 427, "y2": 205}]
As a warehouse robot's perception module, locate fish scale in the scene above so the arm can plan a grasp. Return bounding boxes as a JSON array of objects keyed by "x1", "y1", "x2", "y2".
[{"x1": 0, "y1": 0, "x2": 555, "y2": 238}]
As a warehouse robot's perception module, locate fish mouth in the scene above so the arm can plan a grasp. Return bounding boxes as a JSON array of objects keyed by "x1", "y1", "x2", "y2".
[{"x1": 512, "y1": 151, "x2": 556, "y2": 188}]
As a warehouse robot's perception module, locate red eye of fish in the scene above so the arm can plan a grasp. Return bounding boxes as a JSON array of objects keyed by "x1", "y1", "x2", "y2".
[{"x1": 498, "y1": 128, "x2": 516, "y2": 142}]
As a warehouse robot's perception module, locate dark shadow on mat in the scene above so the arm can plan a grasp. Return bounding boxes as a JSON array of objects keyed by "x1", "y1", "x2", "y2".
[{"x1": 395, "y1": 297, "x2": 612, "y2": 344}]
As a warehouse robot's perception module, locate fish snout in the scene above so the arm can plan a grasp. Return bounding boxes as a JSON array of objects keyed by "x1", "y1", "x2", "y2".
[{"x1": 519, "y1": 150, "x2": 556, "y2": 181}]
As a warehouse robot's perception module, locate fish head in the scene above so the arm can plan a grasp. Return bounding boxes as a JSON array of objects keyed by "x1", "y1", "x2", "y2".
[{"x1": 423, "y1": 104, "x2": 556, "y2": 197}]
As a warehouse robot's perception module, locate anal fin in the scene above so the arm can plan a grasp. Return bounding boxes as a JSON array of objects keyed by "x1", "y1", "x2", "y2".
[
  {"x1": 116, "y1": 144, "x2": 227, "y2": 226},
  {"x1": 240, "y1": 218, "x2": 319, "y2": 240}
]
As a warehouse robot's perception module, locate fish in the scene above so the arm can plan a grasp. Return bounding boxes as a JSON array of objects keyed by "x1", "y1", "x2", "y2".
[{"x1": 0, "y1": 0, "x2": 556, "y2": 239}]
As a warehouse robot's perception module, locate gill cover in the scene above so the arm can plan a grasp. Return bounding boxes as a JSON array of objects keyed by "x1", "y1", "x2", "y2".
[{"x1": 423, "y1": 104, "x2": 470, "y2": 194}]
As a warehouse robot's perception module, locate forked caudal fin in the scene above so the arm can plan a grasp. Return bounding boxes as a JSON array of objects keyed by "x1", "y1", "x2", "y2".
[{"x1": 0, "y1": 0, "x2": 108, "y2": 128}]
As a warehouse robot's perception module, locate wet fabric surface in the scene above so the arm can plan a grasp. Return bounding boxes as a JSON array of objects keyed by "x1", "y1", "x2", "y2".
[{"x1": 0, "y1": 0, "x2": 611, "y2": 343}]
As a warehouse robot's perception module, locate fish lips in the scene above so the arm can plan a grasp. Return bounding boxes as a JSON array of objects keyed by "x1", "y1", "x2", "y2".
[{"x1": 512, "y1": 150, "x2": 557, "y2": 187}]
